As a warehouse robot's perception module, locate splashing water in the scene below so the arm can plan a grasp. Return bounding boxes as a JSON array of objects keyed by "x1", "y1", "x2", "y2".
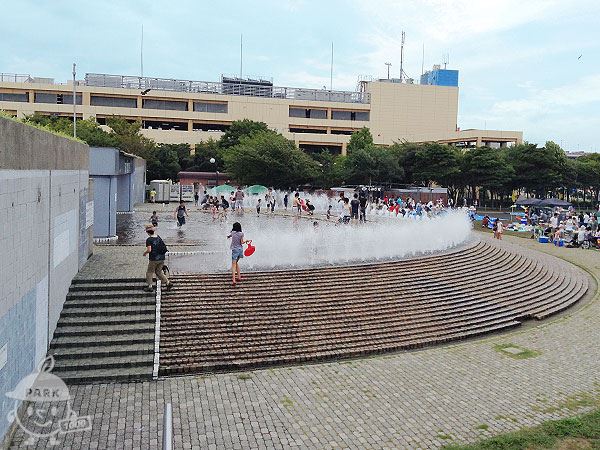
[{"x1": 168, "y1": 210, "x2": 473, "y2": 273}]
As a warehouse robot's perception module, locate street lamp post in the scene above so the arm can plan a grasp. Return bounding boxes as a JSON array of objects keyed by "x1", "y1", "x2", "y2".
[{"x1": 210, "y1": 158, "x2": 218, "y2": 188}]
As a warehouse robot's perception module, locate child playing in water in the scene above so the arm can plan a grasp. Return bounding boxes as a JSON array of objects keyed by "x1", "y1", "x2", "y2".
[
  {"x1": 256, "y1": 198, "x2": 262, "y2": 215},
  {"x1": 150, "y1": 211, "x2": 159, "y2": 228},
  {"x1": 227, "y1": 222, "x2": 247, "y2": 285}
]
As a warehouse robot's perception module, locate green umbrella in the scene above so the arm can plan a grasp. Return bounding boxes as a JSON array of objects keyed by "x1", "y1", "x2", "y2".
[
  {"x1": 209, "y1": 184, "x2": 235, "y2": 196},
  {"x1": 245, "y1": 185, "x2": 268, "y2": 195}
]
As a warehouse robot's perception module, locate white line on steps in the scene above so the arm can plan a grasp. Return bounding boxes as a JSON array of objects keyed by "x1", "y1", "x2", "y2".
[{"x1": 153, "y1": 279, "x2": 161, "y2": 379}]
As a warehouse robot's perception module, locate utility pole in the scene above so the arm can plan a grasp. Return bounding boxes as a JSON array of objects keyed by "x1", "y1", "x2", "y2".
[
  {"x1": 141, "y1": 24, "x2": 144, "y2": 77},
  {"x1": 240, "y1": 34, "x2": 243, "y2": 78},
  {"x1": 399, "y1": 31, "x2": 405, "y2": 82},
  {"x1": 72, "y1": 63, "x2": 76, "y2": 138},
  {"x1": 385, "y1": 62, "x2": 392, "y2": 80},
  {"x1": 330, "y1": 42, "x2": 334, "y2": 91}
]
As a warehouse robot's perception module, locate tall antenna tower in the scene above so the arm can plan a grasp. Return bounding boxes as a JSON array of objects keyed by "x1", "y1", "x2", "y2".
[
  {"x1": 140, "y1": 24, "x2": 144, "y2": 77},
  {"x1": 399, "y1": 31, "x2": 405, "y2": 82},
  {"x1": 421, "y1": 43, "x2": 425, "y2": 77}
]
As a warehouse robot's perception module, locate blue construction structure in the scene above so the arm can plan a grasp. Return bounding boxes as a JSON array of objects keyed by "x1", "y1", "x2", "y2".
[{"x1": 420, "y1": 65, "x2": 459, "y2": 87}]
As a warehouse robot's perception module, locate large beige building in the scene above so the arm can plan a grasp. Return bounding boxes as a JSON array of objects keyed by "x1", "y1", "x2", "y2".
[{"x1": 0, "y1": 72, "x2": 522, "y2": 155}]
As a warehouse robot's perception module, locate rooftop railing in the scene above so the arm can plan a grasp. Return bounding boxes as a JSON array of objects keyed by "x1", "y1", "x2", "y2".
[{"x1": 84, "y1": 73, "x2": 370, "y2": 104}]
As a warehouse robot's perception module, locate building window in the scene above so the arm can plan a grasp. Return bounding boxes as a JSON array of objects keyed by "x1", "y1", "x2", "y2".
[
  {"x1": 142, "y1": 99, "x2": 187, "y2": 111},
  {"x1": 34, "y1": 92, "x2": 82, "y2": 105},
  {"x1": 91, "y1": 95, "x2": 137, "y2": 108},
  {"x1": 353, "y1": 111, "x2": 370, "y2": 121},
  {"x1": 289, "y1": 127, "x2": 327, "y2": 134},
  {"x1": 193, "y1": 122, "x2": 230, "y2": 132},
  {"x1": 331, "y1": 129, "x2": 355, "y2": 135},
  {"x1": 332, "y1": 110, "x2": 351, "y2": 120},
  {"x1": 142, "y1": 119, "x2": 187, "y2": 131},
  {"x1": 194, "y1": 102, "x2": 227, "y2": 113},
  {"x1": 332, "y1": 110, "x2": 370, "y2": 121},
  {"x1": 289, "y1": 107, "x2": 327, "y2": 119},
  {"x1": 0, "y1": 92, "x2": 28, "y2": 102},
  {"x1": 299, "y1": 143, "x2": 342, "y2": 155}
]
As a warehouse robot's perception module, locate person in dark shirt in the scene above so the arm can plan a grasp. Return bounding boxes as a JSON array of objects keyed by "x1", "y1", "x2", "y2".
[
  {"x1": 359, "y1": 194, "x2": 367, "y2": 223},
  {"x1": 350, "y1": 193, "x2": 360, "y2": 222},
  {"x1": 143, "y1": 225, "x2": 172, "y2": 292},
  {"x1": 174, "y1": 201, "x2": 187, "y2": 227}
]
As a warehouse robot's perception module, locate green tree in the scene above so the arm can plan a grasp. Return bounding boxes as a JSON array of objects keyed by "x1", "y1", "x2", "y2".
[
  {"x1": 188, "y1": 139, "x2": 224, "y2": 171},
  {"x1": 576, "y1": 153, "x2": 600, "y2": 204},
  {"x1": 346, "y1": 127, "x2": 374, "y2": 153},
  {"x1": 509, "y1": 141, "x2": 568, "y2": 197},
  {"x1": 310, "y1": 150, "x2": 345, "y2": 188},
  {"x1": 462, "y1": 146, "x2": 514, "y2": 205},
  {"x1": 412, "y1": 143, "x2": 461, "y2": 187},
  {"x1": 341, "y1": 146, "x2": 403, "y2": 185},
  {"x1": 156, "y1": 143, "x2": 192, "y2": 171},
  {"x1": 223, "y1": 131, "x2": 318, "y2": 188},
  {"x1": 219, "y1": 119, "x2": 269, "y2": 149}
]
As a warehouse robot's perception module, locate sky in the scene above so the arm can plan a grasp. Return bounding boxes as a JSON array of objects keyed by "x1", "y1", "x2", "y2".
[{"x1": 1, "y1": 0, "x2": 599, "y2": 151}]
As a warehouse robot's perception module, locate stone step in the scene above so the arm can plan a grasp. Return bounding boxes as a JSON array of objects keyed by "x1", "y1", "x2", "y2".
[
  {"x1": 53, "y1": 323, "x2": 155, "y2": 337},
  {"x1": 66, "y1": 290, "x2": 153, "y2": 300},
  {"x1": 49, "y1": 343, "x2": 153, "y2": 359},
  {"x1": 51, "y1": 366, "x2": 153, "y2": 384},
  {"x1": 69, "y1": 282, "x2": 147, "y2": 292},
  {"x1": 59, "y1": 304, "x2": 156, "y2": 317},
  {"x1": 58, "y1": 313, "x2": 154, "y2": 327},
  {"x1": 52, "y1": 354, "x2": 153, "y2": 371},
  {"x1": 62, "y1": 298, "x2": 156, "y2": 309},
  {"x1": 50, "y1": 333, "x2": 155, "y2": 349},
  {"x1": 159, "y1": 321, "x2": 521, "y2": 374},
  {"x1": 72, "y1": 277, "x2": 144, "y2": 284}
]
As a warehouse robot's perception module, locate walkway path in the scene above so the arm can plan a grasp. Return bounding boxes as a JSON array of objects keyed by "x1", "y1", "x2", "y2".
[{"x1": 7, "y1": 234, "x2": 600, "y2": 449}]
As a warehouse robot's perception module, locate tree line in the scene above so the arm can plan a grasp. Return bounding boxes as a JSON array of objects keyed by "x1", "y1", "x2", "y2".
[{"x1": 23, "y1": 115, "x2": 600, "y2": 207}]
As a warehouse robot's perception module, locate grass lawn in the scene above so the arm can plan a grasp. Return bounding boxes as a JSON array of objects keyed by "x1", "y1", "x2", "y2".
[{"x1": 443, "y1": 408, "x2": 600, "y2": 449}]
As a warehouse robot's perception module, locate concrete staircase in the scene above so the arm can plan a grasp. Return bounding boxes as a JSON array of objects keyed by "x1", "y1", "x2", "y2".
[
  {"x1": 159, "y1": 241, "x2": 589, "y2": 375},
  {"x1": 49, "y1": 279, "x2": 155, "y2": 384}
]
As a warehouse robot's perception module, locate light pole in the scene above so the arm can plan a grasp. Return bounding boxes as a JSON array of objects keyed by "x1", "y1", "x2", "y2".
[
  {"x1": 72, "y1": 63, "x2": 77, "y2": 138},
  {"x1": 385, "y1": 62, "x2": 392, "y2": 80},
  {"x1": 210, "y1": 158, "x2": 218, "y2": 188}
]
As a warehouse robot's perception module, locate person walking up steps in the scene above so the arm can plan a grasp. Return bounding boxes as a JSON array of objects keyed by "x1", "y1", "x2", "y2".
[
  {"x1": 143, "y1": 225, "x2": 172, "y2": 292},
  {"x1": 227, "y1": 222, "x2": 248, "y2": 286}
]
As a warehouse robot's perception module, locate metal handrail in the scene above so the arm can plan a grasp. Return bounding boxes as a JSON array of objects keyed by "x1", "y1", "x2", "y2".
[{"x1": 84, "y1": 73, "x2": 371, "y2": 104}]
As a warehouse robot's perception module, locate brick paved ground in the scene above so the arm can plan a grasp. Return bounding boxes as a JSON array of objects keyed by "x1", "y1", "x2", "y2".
[{"x1": 6, "y1": 233, "x2": 600, "y2": 449}]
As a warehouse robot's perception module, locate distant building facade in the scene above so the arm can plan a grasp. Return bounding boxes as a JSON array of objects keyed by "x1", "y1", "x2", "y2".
[{"x1": 0, "y1": 72, "x2": 522, "y2": 154}]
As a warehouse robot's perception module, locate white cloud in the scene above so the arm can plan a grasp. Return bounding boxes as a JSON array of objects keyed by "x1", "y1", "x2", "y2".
[{"x1": 493, "y1": 74, "x2": 600, "y2": 115}]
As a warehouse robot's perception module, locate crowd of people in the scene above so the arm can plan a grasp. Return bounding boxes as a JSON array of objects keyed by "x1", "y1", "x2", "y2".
[
  {"x1": 532, "y1": 207, "x2": 600, "y2": 248},
  {"x1": 141, "y1": 187, "x2": 463, "y2": 290}
]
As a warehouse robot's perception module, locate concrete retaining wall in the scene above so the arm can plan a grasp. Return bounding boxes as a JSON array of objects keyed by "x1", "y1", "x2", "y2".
[{"x1": 0, "y1": 117, "x2": 91, "y2": 442}]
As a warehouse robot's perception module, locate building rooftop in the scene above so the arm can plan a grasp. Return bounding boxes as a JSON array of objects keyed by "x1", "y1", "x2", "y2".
[{"x1": 0, "y1": 72, "x2": 371, "y2": 104}]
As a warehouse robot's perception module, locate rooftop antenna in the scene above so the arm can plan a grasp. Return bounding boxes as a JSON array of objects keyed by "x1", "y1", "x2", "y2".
[
  {"x1": 240, "y1": 34, "x2": 243, "y2": 79},
  {"x1": 399, "y1": 31, "x2": 405, "y2": 82},
  {"x1": 140, "y1": 24, "x2": 144, "y2": 77},
  {"x1": 330, "y1": 42, "x2": 334, "y2": 91},
  {"x1": 443, "y1": 52, "x2": 449, "y2": 69},
  {"x1": 385, "y1": 62, "x2": 392, "y2": 80},
  {"x1": 421, "y1": 43, "x2": 425, "y2": 77}
]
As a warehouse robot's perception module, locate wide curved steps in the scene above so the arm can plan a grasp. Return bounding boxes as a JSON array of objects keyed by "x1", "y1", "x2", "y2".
[{"x1": 158, "y1": 240, "x2": 590, "y2": 375}]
